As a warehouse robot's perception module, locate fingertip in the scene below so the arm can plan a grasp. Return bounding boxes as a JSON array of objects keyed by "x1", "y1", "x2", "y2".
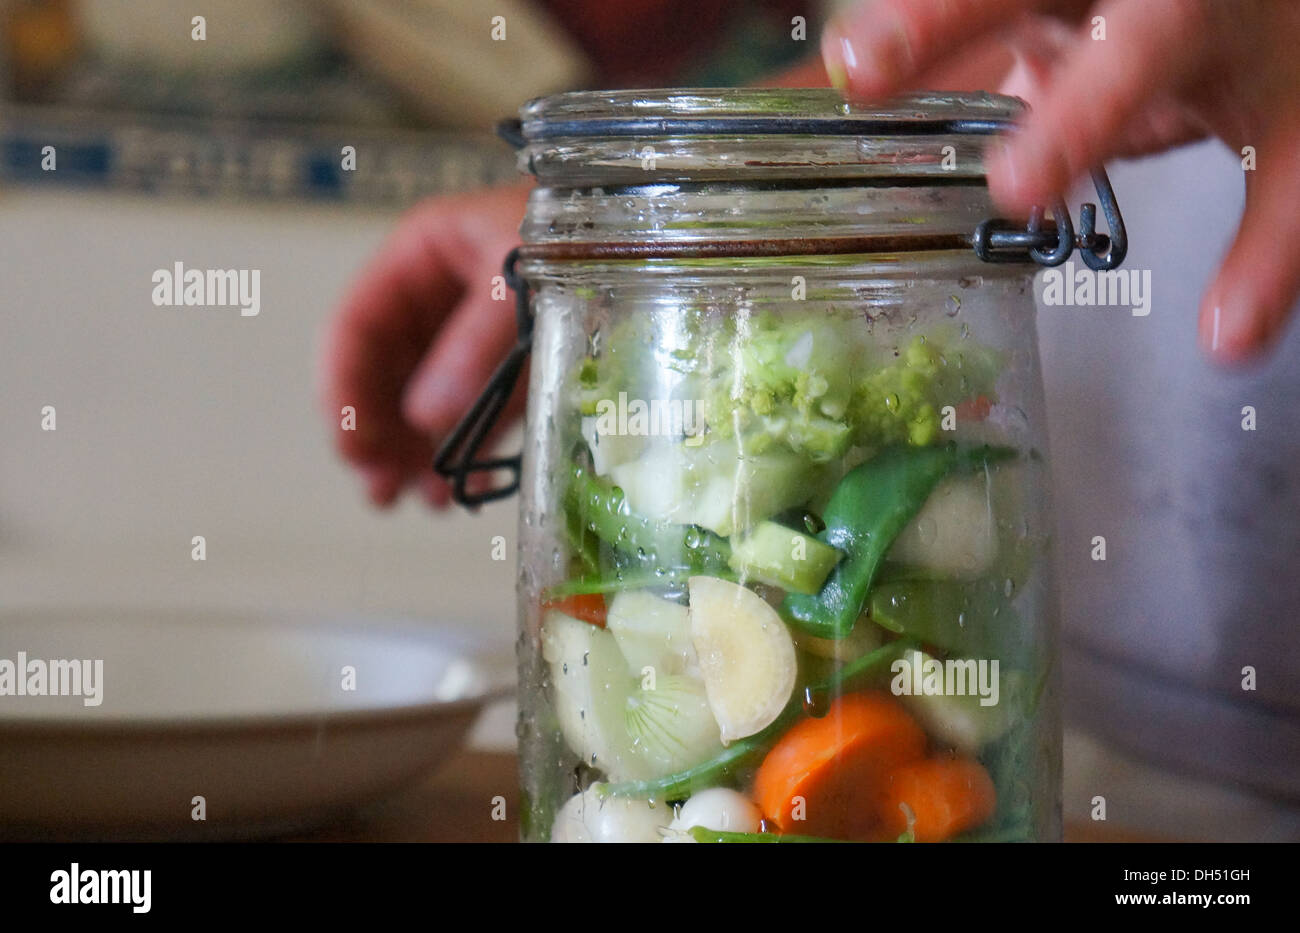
[
  {"x1": 418, "y1": 473, "x2": 453, "y2": 510},
  {"x1": 1198, "y1": 286, "x2": 1281, "y2": 366},
  {"x1": 985, "y1": 138, "x2": 1052, "y2": 218},
  {"x1": 820, "y1": 16, "x2": 895, "y2": 102},
  {"x1": 362, "y1": 465, "x2": 405, "y2": 508}
]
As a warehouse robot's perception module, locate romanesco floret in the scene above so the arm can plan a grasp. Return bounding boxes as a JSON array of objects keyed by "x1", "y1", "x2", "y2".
[{"x1": 574, "y1": 312, "x2": 1000, "y2": 461}]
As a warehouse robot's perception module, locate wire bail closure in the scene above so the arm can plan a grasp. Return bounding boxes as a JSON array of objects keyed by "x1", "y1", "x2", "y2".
[
  {"x1": 435, "y1": 115, "x2": 1129, "y2": 507},
  {"x1": 432, "y1": 248, "x2": 532, "y2": 506},
  {"x1": 974, "y1": 167, "x2": 1126, "y2": 269}
]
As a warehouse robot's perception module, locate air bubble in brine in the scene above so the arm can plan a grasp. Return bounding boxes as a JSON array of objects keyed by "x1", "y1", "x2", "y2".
[{"x1": 803, "y1": 686, "x2": 830, "y2": 718}]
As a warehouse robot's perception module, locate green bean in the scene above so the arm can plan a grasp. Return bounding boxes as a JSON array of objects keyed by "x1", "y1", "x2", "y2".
[
  {"x1": 564, "y1": 464, "x2": 731, "y2": 572},
  {"x1": 562, "y1": 503, "x2": 602, "y2": 577},
  {"x1": 868, "y1": 578, "x2": 1018, "y2": 658},
  {"x1": 782, "y1": 444, "x2": 1016, "y2": 639}
]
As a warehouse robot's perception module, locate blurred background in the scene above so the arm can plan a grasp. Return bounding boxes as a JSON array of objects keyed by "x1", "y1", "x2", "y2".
[{"x1": 2, "y1": 0, "x2": 1297, "y2": 841}]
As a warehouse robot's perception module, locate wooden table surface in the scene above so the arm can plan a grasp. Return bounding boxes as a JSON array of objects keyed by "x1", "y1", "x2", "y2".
[{"x1": 285, "y1": 750, "x2": 1162, "y2": 843}]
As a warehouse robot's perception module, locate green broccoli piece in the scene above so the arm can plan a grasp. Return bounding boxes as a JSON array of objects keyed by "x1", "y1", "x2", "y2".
[
  {"x1": 572, "y1": 312, "x2": 1001, "y2": 471},
  {"x1": 850, "y1": 335, "x2": 1000, "y2": 448}
]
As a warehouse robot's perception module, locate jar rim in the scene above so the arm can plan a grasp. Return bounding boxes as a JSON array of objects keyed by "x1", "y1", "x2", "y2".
[
  {"x1": 515, "y1": 88, "x2": 1026, "y2": 188},
  {"x1": 519, "y1": 88, "x2": 1025, "y2": 140}
]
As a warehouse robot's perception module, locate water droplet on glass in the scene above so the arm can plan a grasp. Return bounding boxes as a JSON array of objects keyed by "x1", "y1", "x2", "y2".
[
  {"x1": 1003, "y1": 578, "x2": 1015, "y2": 597},
  {"x1": 803, "y1": 686, "x2": 829, "y2": 718},
  {"x1": 945, "y1": 295, "x2": 961, "y2": 317}
]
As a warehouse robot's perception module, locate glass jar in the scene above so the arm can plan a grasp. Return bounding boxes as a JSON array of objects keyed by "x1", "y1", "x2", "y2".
[{"x1": 439, "y1": 89, "x2": 1126, "y2": 843}]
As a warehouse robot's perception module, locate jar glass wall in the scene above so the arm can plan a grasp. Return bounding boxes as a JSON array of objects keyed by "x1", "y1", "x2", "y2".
[{"x1": 503, "y1": 90, "x2": 1061, "y2": 843}]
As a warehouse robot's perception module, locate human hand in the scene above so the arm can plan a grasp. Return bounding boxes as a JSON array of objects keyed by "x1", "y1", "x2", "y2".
[
  {"x1": 318, "y1": 183, "x2": 532, "y2": 507},
  {"x1": 821, "y1": 0, "x2": 1300, "y2": 362}
]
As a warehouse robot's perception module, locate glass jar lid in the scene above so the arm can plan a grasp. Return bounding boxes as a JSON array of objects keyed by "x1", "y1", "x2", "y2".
[
  {"x1": 515, "y1": 88, "x2": 1021, "y2": 185},
  {"x1": 507, "y1": 88, "x2": 1125, "y2": 270}
]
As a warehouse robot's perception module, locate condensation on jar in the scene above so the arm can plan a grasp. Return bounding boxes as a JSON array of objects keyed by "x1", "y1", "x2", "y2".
[{"x1": 437, "y1": 89, "x2": 1128, "y2": 843}]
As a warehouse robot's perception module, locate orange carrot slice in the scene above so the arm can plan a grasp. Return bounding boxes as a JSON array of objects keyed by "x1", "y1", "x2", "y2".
[
  {"x1": 876, "y1": 757, "x2": 997, "y2": 842},
  {"x1": 955, "y1": 394, "x2": 993, "y2": 421},
  {"x1": 752, "y1": 692, "x2": 927, "y2": 840},
  {"x1": 542, "y1": 593, "x2": 607, "y2": 627}
]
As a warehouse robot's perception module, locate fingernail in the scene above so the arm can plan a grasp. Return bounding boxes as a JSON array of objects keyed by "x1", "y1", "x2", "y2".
[
  {"x1": 820, "y1": 24, "x2": 853, "y2": 93},
  {"x1": 1199, "y1": 288, "x2": 1273, "y2": 364},
  {"x1": 403, "y1": 368, "x2": 455, "y2": 431},
  {"x1": 989, "y1": 137, "x2": 1049, "y2": 218},
  {"x1": 987, "y1": 142, "x2": 1022, "y2": 207}
]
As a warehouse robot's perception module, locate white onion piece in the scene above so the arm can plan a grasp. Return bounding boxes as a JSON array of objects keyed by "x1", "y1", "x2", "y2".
[
  {"x1": 551, "y1": 787, "x2": 669, "y2": 844},
  {"x1": 664, "y1": 787, "x2": 763, "y2": 842}
]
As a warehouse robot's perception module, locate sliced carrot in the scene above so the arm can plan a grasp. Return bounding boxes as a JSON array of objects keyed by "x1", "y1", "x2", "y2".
[
  {"x1": 541, "y1": 592, "x2": 607, "y2": 627},
  {"x1": 875, "y1": 757, "x2": 996, "y2": 842},
  {"x1": 752, "y1": 692, "x2": 927, "y2": 840},
  {"x1": 955, "y1": 394, "x2": 993, "y2": 421}
]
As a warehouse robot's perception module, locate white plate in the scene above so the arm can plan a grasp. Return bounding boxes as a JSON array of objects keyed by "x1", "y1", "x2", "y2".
[{"x1": 0, "y1": 608, "x2": 514, "y2": 839}]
